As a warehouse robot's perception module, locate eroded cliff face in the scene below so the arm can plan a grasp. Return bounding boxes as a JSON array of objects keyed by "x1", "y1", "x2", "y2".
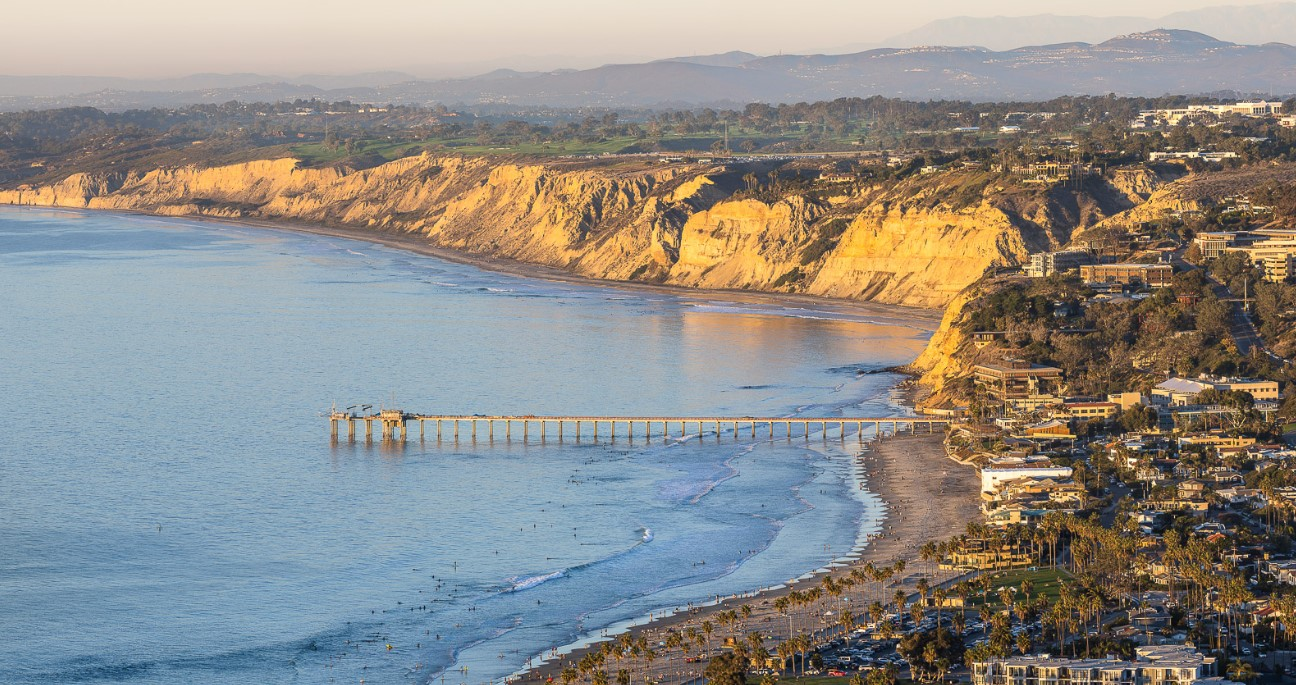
[
  {"x1": 807, "y1": 202, "x2": 1035, "y2": 308},
  {"x1": 909, "y1": 285, "x2": 979, "y2": 393},
  {"x1": 0, "y1": 154, "x2": 1126, "y2": 310}
]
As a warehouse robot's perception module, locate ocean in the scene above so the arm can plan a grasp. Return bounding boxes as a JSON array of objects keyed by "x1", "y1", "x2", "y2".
[{"x1": 0, "y1": 207, "x2": 932, "y2": 684}]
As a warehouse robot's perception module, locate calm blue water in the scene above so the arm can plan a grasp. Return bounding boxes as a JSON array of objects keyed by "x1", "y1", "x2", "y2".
[{"x1": 0, "y1": 207, "x2": 933, "y2": 684}]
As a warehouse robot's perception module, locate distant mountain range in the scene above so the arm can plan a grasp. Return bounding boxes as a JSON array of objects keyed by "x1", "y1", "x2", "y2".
[
  {"x1": 4, "y1": 29, "x2": 1296, "y2": 111},
  {"x1": 879, "y1": 2, "x2": 1296, "y2": 51}
]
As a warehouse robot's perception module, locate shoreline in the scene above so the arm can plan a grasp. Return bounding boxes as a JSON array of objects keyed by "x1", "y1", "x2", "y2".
[
  {"x1": 0, "y1": 205, "x2": 943, "y2": 328},
  {"x1": 0, "y1": 204, "x2": 972, "y2": 682},
  {"x1": 515, "y1": 430, "x2": 980, "y2": 685}
]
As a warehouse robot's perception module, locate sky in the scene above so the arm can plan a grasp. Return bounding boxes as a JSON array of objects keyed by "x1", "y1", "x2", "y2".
[{"x1": 5, "y1": 0, "x2": 1285, "y2": 78}]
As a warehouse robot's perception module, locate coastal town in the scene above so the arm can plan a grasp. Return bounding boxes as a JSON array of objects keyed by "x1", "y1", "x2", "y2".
[
  {"x1": 10, "y1": 27, "x2": 1296, "y2": 682},
  {"x1": 499, "y1": 100, "x2": 1296, "y2": 685}
]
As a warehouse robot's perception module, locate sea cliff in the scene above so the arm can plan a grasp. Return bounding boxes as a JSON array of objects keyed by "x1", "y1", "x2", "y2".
[{"x1": 0, "y1": 154, "x2": 1146, "y2": 310}]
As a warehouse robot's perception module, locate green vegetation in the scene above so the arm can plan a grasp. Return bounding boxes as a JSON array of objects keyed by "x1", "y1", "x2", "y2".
[
  {"x1": 800, "y1": 219, "x2": 852, "y2": 266},
  {"x1": 773, "y1": 268, "x2": 806, "y2": 288},
  {"x1": 705, "y1": 652, "x2": 748, "y2": 685},
  {"x1": 896, "y1": 628, "x2": 964, "y2": 682},
  {"x1": 963, "y1": 568, "x2": 1071, "y2": 609},
  {"x1": 774, "y1": 674, "x2": 905, "y2": 685},
  {"x1": 955, "y1": 270, "x2": 1292, "y2": 415},
  {"x1": 10, "y1": 93, "x2": 1296, "y2": 190}
]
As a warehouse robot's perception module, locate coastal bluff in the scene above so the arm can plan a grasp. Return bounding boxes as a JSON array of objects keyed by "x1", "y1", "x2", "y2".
[{"x1": 0, "y1": 154, "x2": 1147, "y2": 310}]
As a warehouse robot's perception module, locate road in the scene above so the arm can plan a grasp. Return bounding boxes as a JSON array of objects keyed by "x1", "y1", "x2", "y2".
[{"x1": 1207, "y1": 277, "x2": 1266, "y2": 358}]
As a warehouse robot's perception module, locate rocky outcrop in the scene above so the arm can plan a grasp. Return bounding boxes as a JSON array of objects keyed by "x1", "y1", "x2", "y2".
[{"x1": 0, "y1": 154, "x2": 1132, "y2": 310}]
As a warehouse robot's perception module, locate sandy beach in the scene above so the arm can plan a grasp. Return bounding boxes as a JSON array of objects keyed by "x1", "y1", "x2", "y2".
[
  {"x1": 5, "y1": 206, "x2": 968, "y2": 682},
  {"x1": 515, "y1": 431, "x2": 981, "y2": 685},
  {"x1": 251, "y1": 216, "x2": 975, "y2": 683}
]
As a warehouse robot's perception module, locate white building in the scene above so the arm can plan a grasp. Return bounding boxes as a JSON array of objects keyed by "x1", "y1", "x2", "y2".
[
  {"x1": 972, "y1": 645, "x2": 1220, "y2": 685},
  {"x1": 1026, "y1": 249, "x2": 1098, "y2": 277},
  {"x1": 1136, "y1": 101, "x2": 1284, "y2": 127},
  {"x1": 1148, "y1": 151, "x2": 1239, "y2": 163},
  {"x1": 980, "y1": 457, "x2": 1073, "y2": 494},
  {"x1": 1152, "y1": 376, "x2": 1280, "y2": 406}
]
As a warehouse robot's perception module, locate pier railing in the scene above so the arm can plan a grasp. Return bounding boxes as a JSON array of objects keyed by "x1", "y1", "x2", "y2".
[{"x1": 328, "y1": 410, "x2": 955, "y2": 443}]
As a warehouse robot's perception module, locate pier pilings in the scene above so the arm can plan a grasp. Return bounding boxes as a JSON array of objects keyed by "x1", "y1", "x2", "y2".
[{"x1": 328, "y1": 410, "x2": 953, "y2": 446}]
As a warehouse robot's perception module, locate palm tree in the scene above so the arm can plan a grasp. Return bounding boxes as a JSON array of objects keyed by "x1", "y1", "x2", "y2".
[
  {"x1": 776, "y1": 641, "x2": 795, "y2": 676},
  {"x1": 933, "y1": 588, "x2": 948, "y2": 629},
  {"x1": 954, "y1": 581, "x2": 972, "y2": 620},
  {"x1": 794, "y1": 635, "x2": 811, "y2": 676},
  {"x1": 1228, "y1": 660, "x2": 1257, "y2": 683},
  {"x1": 774, "y1": 596, "x2": 793, "y2": 642},
  {"x1": 746, "y1": 632, "x2": 769, "y2": 672},
  {"x1": 1273, "y1": 594, "x2": 1296, "y2": 648},
  {"x1": 878, "y1": 618, "x2": 898, "y2": 642},
  {"x1": 717, "y1": 610, "x2": 735, "y2": 647},
  {"x1": 869, "y1": 600, "x2": 885, "y2": 628},
  {"x1": 920, "y1": 541, "x2": 939, "y2": 577},
  {"x1": 840, "y1": 609, "x2": 856, "y2": 634}
]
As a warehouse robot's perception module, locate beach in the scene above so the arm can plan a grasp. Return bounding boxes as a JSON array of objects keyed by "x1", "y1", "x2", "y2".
[
  {"x1": 156, "y1": 213, "x2": 944, "y2": 328},
  {"x1": 254, "y1": 214, "x2": 978, "y2": 683},
  {"x1": 1, "y1": 206, "x2": 962, "y2": 685},
  {"x1": 517, "y1": 430, "x2": 981, "y2": 685}
]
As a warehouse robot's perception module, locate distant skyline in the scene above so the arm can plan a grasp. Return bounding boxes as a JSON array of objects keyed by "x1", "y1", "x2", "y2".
[{"x1": 6, "y1": 0, "x2": 1288, "y2": 78}]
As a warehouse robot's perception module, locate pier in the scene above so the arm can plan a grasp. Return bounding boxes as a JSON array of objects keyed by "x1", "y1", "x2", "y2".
[{"x1": 328, "y1": 409, "x2": 954, "y2": 444}]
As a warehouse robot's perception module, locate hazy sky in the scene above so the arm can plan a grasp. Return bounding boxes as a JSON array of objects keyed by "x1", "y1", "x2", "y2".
[{"x1": 6, "y1": 0, "x2": 1284, "y2": 77}]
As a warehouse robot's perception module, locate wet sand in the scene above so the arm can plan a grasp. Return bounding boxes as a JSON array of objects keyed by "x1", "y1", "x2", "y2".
[
  {"x1": 517, "y1": 431, "x2": 981, "y2": 685},
  {"x1": 7, "y1": 206, "x2": 966, "y2": 681}
]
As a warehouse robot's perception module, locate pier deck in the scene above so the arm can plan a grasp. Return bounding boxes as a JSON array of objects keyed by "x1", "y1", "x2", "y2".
[{"x1": 328, "y1": 410, "x2": 954, "y2": 443}]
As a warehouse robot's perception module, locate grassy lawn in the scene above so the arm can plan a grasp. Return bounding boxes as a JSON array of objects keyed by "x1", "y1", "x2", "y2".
[
  {"x1": 772, "y1": 676, "x2": 916, "y2": 685},
  {"x1": 282, "y1": 125, "x2": 885, "y2": 164},
  {"x1": 278, "y1": 121, "x2": 1065, "y2": 166},
  {"x1": 963, "y1": 568, "x2": 1071, "y2": 608}
]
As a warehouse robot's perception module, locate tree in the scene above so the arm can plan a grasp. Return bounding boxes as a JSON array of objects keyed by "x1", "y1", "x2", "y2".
[
  {"x1": 878, "y1": 618, "x2": 898, "y2": 641},
  {"x1": 1227, "y1": 660, "x2": 1257, "y2": 683},
  {"x1": 1017, "y1": 632, "x2": 1032, "y2": 655},
  {"x1": 840, "y1": 609, "x2": 857, "y2": 634},
  {"x1": 897, "y1": 628, "x2": 965, "y2": 683},
  {"x1": 865, "y1": 664, "x2": 898, "y2": 685},
  {"x1": 704, "y1": 652, "x2": 747, "y2": 685}
]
